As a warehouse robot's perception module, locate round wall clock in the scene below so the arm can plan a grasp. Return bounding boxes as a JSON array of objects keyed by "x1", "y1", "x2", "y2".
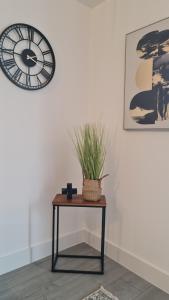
[{"x1": 0, "y1": 23, "x2": 55, "y2": 90}]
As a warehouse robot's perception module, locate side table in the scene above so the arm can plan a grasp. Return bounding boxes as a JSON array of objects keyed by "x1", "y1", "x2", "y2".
[{"x1": 51, "y1": 194, "x2": 106, "y2": 274}]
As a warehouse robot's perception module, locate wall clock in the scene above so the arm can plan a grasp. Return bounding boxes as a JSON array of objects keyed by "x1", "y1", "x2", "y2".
[{"x1": 0, "y1": 23, "x2": 55, "y2": 90}]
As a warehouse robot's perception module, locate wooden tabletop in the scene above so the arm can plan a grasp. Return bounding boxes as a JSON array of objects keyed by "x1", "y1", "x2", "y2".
[{"x1": 52, "y1": 194, "x2": 106, "y2": 207}]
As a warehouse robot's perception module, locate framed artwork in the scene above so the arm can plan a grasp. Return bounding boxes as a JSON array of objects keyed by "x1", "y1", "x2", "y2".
[{"x1": 124, "y1": 17, "x2": 169, "y2": 129}]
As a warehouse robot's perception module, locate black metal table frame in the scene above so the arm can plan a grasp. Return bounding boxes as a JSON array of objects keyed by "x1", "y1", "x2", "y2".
[{"x1": 51, "y1": 204, "x2": 106, "y2": 274}]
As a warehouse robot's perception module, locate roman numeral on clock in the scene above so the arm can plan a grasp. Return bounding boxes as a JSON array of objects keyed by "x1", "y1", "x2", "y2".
[
  {"x1": 36, "y1": 75, "x2": 42, "y2": 86},
  {"x1": 43, "y1": 61, "x2": 53, "y2": 68},
  {"x1": 6, "y1": 36, "x2": 17, "y2": 44},
  {"x1": 40, "y1": 68, "x2": 50, "y2": 80},
  {"x1": 26, "y1": 74, "x2": 31, "y2": 87},
  {"x1": 15, "y1": 27, "x2": 24, "y2": 40},
  {"x1": 1, "y1": 48, "x2": 14, "y2": 55},
  {"x1": 13, "y1": 68, "x2": 22, "y2": 82},
  {"x1": 28, "y1": 27, "x2": 34, "y2": 42},
  {"x1": 3, "y1": 58, "x2": 16, "y2": 70},
  {"x1": 42, "y1": 50, "x2": 51, "y2": 56},
  {"x1": 37, "y1": 37, "x2": 43, "y2": 46}
]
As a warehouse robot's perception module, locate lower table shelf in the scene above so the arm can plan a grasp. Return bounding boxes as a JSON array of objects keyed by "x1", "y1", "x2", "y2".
[{"x1": 52, "y1": 254, "x2": 104, "y2": 275}]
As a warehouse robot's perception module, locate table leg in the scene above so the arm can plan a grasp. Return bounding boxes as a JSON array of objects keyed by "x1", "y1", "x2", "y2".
[
  {"x1": 101, "y1": 207, "x2": 106, "y2": 274},
  {"x1": 51, "y1": 205, "x2": 55, "y2": 271},
  {"x1": 56, "y1": 206, "x2": 59, "y2": 256}
]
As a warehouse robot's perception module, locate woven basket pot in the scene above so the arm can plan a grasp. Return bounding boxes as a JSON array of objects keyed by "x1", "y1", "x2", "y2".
[{"x1": 82, "y1": 179, "x2": 102, "y2": 201}]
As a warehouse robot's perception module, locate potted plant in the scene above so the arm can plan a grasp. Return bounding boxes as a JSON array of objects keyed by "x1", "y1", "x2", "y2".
[{"x1": 73, "y1": 123, "x2": 108, "y2": 201}]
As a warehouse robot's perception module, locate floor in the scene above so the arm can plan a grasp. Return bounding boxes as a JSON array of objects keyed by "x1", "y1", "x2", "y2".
[{"x1": 0, "y1": 243, "x2": 168, "y2": 300}]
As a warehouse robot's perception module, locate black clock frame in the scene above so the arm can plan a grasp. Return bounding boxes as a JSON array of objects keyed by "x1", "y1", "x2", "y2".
[{"x1": 0, "y1": 23, "x2": 56, "y2": 90}]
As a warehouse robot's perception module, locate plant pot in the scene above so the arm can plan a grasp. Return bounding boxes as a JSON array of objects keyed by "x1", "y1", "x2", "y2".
[{"x1": 82, "y1": 179, "x2": 102, "y2": 201}]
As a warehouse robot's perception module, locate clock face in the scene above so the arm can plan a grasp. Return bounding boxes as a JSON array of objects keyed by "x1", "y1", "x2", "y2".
[{"x1": 0, "y1": 23, "x2": 55, "y2": 90}]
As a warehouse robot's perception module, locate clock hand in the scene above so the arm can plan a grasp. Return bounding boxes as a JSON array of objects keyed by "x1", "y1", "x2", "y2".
[
  {"x1": 13, "y1": 52, "x2": 22, "y2": 56},
  {"x1": 27, "y1": 55, "x2": 42, "y2": 67},
  {"x1": 27, "y1": 55, "x2": 48, "y2": 66},
  {"x1": 27, "y1": 55, "x2": 37, "y2": 59},
  {"x1": 27, "y1": 55, "x2": 37, "y2": 63}
]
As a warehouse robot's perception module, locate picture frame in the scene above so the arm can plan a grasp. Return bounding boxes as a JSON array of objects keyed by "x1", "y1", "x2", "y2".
[{"x1": 124, "y1": 17, "x2": 169, "y2": 130}]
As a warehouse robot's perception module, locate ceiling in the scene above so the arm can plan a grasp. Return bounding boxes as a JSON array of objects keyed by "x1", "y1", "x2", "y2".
[{"x1": 77, "y1": 0, "x2": 105, "y2": 8}]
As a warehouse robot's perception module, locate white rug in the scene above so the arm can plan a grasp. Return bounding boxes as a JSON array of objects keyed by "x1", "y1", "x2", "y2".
[{"x1": 81, "y1": 286, "x2": 119, "y2": 300}]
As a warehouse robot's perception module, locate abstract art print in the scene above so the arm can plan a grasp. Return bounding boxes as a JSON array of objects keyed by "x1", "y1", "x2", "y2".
[{"x1": 124, "y1": 17, "x2": 169, "y2": 129}]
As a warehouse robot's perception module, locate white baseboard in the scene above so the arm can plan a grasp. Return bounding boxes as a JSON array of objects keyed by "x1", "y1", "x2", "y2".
[
  {"x1": 1, "y1": 228, "x2": 169, "y2": 295},
  {"x1": 84, "y1": 229, "x2": 169, "y2": 294},
  {"x1": 0, "y1": 229, "x2": 84, "y2": 276},
  {"x1": 0, "y1": 248, "x2": 30, "y2": 276}
]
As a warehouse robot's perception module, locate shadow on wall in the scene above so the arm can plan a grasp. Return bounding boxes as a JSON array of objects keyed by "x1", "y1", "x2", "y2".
[{"x1": 104, "y1": 124, "x2": 123, "y2": 257}]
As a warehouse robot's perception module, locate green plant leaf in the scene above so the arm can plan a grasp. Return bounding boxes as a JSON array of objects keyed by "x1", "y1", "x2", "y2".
[{"x1": 73, "y1": 123, "x2": 106, "y2": 180}]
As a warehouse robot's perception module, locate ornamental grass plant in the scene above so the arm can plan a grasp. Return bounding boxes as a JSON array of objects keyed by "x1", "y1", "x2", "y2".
[{"x1": 73, "y1": 123, "x2": 107, "y2": 180}]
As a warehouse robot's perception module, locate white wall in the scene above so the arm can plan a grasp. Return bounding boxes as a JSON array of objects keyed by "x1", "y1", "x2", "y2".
[
  {"x1": 0, "y1": 0, "x2": 91, "y2": 274},
  {"x1": 86, "y1": 0, "x2": 169, "y2": 293},
  {"x1": 1, "y1": 0, "x2": 169, "y2": 293}
]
